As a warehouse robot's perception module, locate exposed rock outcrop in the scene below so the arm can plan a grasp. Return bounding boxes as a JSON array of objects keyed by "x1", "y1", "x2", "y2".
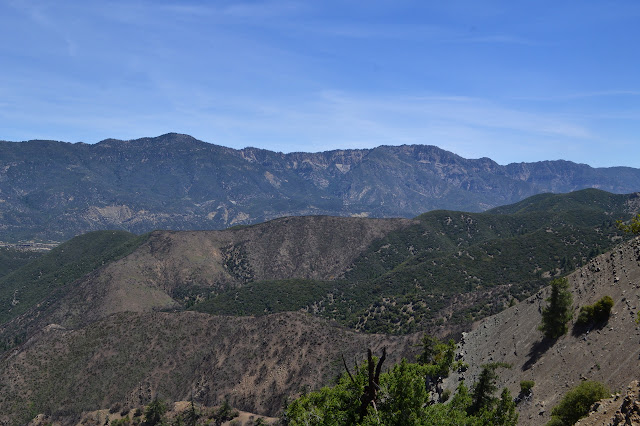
[{"x1": 576, "y1": 380, "x2": 640, "y2": 426}]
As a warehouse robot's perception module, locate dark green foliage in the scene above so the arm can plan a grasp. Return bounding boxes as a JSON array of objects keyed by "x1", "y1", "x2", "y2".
[
  {"x1": 213, "y1": 400, "x2": 238, "y2": 426},
  {"x1": 183, "y1": 398, "x2": 199, "y2": 426},
  {"x1": 192, "y1": 279, "x2": 336, "y2": 316},
  {"x1": 616, "y1": 213, "x2": 640, "y2": 234},
  {"x1": 416, "y1": 334, "x2": 457, "y2": 380},
  {"x1": 519, "y1": 380, "x2": 535, "y2": 396},
  {"x1": 111, "y1": 417, "x2": 130, "y2": 426},
  {"x1": 0, "y1": 247, "x2": 43, "y2": 279},
  {"x1": 547, "y1": 380, "x2": 609, "y2": 425},
  {"x1": 144, "y1": 398, "x2": 167, "y2": 426},
  {"x1": 417, "y1": 334, "x2": 441, "y2": 365},
  {"x1": 285, "y1": 354, "x2": 517, "y2": 426},
  {"x1": 491, "y1": 388, "x2": 519, "y2": 425},
  {"x1": 576, "y1": 296, "x2": 614, "y2": 327},
  {"x1": 194, "y1": 190, "x2": 633, "y2": 335},
  {"x1": 539, "y1": 277, "x2": 573, "y2": 339},
  {"x1": 468, "y1": 363, "x2": 511, "y2": 415}
]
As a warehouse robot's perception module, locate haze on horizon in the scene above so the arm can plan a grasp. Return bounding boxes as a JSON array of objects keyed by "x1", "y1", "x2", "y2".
[{"x1": 1, "y1": 0, "x2": 639, "y2": 168}]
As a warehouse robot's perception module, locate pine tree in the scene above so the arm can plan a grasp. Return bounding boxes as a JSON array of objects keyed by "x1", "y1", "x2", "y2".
[
  {"x1": 468, "y1": 365, "x2": 499, "y2": 415},
  {"x1": 539, "y1": 277, "x2": 573, "y2": 339}
]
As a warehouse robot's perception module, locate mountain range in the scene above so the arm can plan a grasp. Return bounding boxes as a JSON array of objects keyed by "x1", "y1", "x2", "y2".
[
  {"x1": 2, "y1": 133, "x2": 640, "y2": 424},
  {"x1": 3, "y1": 133, "x2": 640, "y2": 242},
  {"x1": 0, "y1": 194, "x2": 640, "y2": 425}
]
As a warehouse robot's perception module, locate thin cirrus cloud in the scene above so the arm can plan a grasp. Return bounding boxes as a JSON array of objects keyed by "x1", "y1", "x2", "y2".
[
  {"x1": 0, "y1": 0, "x2": 638, "y2": 168},
  {"x1": 163, "y1": 91, "x2": 596, "y2": 158}
]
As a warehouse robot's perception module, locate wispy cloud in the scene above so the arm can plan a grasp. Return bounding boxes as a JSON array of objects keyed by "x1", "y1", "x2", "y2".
[
  {"x1": 515, "y1": 90, "x2": 640, "y2": 102},
  {"x1": 1, "y1": 0, "x2": 638, "y2": 168},
  {"x1": 459, "y1": 34, "x2": 541, "y2": 45}
]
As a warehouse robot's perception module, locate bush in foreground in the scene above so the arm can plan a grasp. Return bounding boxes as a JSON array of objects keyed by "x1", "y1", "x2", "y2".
[
  {"x1": 284, "y1": 342, "x2": 517, "y2": 425},
  {"x1": 546, "y1": 380, "x2": 609, "y2": 425}
]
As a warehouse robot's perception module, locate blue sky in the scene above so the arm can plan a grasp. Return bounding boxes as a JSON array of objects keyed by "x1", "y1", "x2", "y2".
[{"x1": 1, "y1": 1, "x2": 639, "y2": 167}]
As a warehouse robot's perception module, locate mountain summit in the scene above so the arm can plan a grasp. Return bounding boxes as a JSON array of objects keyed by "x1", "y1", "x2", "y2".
[{"x1": 2, "y1": 133, "x2": 640, "y2": 241}]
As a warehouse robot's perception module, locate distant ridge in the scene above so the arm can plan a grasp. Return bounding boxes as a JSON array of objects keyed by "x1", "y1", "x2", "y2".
[
  {"x1": 1, "y1": 189, "x2": 636, "y2": 339},
  {"x1": 2, "y1": 133, "x2": 640, "y2": 241}
]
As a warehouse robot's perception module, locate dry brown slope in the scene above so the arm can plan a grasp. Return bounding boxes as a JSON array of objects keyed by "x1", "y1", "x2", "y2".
[
  {"x1": 0, "y1": 311, "x2": 420, "y2": 425},
  {"x1": 84, "y1": 215, "x2": 415, "y2": 296},
  {"x1": 444, "y1": 236, "x2": 640, "y2": 425},
  {"x1": 0, "y1": 215, "x2": 414, "y2": 344}
]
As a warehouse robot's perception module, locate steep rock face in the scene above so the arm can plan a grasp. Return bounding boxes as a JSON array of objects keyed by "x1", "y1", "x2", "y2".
[
  {"x1": 2, "y1": 133, "x2": 640, "y2": 241},
  {"x1": 444, "y1": 236, "x2": 640, "y2": 425}
]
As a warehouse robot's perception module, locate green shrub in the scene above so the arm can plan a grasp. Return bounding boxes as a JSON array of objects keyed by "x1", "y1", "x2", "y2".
[
  {"x1": 547, "y1": 380, "x2": 609, "y2": 425},
  {"x1": 616, "y1": 213, "x2": 640, "y2": 234},
  {"x1": 519, "y1": 380, "x2": 535, "y2": 395},
  {"x1": 111, "y1": 417, "x2": 129, "y2": 426},
  {"x1": 213, "y1": 400, "x2": 238, "y2": 425},
  {"x1": 576, "y1": 296, "x2": 614, "y2": 326}
]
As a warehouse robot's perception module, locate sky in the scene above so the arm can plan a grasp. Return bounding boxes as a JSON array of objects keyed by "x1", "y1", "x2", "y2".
[{"x1": 1, "y1": 0, "x2": 639, "y2": 167}]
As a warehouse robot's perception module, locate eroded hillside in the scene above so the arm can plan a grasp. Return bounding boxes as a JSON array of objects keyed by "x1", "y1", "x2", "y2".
[
  {"x1": 444, "y1": 236, "x2": 640, "y2": 425},
  {"x1": 2, "y1": 190, "x2": 635, "y2": 349}
]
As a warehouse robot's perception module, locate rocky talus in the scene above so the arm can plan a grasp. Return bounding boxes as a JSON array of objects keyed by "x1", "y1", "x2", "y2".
[{"x1": 444, "y1": 236, "x2": 640, "y2": 425}]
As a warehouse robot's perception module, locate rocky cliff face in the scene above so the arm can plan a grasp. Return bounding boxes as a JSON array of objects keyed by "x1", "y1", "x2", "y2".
[{"x1": 2, "y1": 133, "x2": 640, "y2": 242}]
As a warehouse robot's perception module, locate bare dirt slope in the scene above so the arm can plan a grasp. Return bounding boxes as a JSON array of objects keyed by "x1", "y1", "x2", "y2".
[
  {"x1": 444, "y1": 236, "x2": 640, "y2": 425},
  {"x1": 31, "y1": 405, "x2": 279, "y2": 426},
  {"x1": 86, "y1": 215, "x2": 415, "y2": 295},
  {"x1": 0, "y1": 311, "x2": 420, "y2": 425}
]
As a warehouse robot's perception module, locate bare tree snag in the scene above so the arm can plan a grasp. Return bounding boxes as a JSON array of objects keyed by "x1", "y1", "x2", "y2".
[
  {"x1": 342, "y1": 354, "x2": 355, "y2": 384},
  {"x1": 357, "y1": 347, "x2": 386, "y2": 421}
]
